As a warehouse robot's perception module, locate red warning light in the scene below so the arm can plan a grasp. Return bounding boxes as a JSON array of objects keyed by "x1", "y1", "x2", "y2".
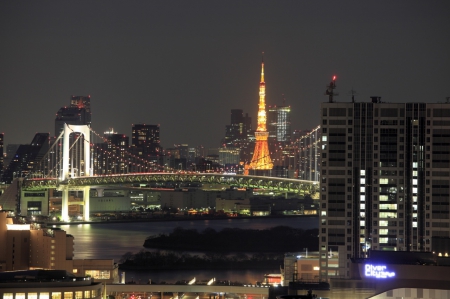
[{"x1": 333, "y1": 76, "x2": 336, "y2": 81}]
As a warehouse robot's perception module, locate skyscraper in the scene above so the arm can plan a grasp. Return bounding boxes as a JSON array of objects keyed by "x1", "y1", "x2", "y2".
[
  {"x1": 131, "y1": 124, "x2": 161, "y2": 159},
  {"x1": 268, "y1": 105, "x2": 292, "y2": 144},
  {"x1": 55, "y1": 95, "x2": 91, "y2": 136},
  {"x1": 247, "y1": 57, "x2": 273, "y2": 173},
  {"x1": 1, "y1": 133, "x2": 50, "y2": 183},
  {"x1": 320, "y1": 97, "x2": 450, "y2": 280},
  {"x1": 224, "y1": 109, "x2": 252, "y2": 146}
]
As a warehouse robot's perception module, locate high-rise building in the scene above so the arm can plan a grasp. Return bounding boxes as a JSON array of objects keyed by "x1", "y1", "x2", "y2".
[
  {"x1": 2, "y1": 133, "x2": 50, "y2": 183},
  {"x1": 319, "y1": 98, "x2": 450, "y2": 280},
  {"x1": 92, "y1": 129, "x2": 130, "y2": 175},
  {"x1": 55, "y1": 96, "x2": 91, "y2": 136},
  {"x1": 131, "y1": 124, "x2": 161, "y2": 160},
  {"x1": 268, "y1": 105, "x2": 292, "y2": 144},
  {"x1": 247, "y1": 57, "x2": 273, "y2": 173},
  {"x1": 224, "y1": 109, "x2": 252, "y2": 145}
]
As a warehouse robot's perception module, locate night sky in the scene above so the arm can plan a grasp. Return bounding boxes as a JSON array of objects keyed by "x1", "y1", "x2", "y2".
[{"x1": 1, "y1": 1, "x2": 449, "y2": 149}]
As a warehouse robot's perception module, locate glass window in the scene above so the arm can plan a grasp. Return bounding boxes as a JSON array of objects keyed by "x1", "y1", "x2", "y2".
[
  {"x1": 64, "y1": 293, "x2": 72, "y2": 299},
  {"x1": 51, "y1": 293, "x2": 61, "y2": 299},
  {"x1": 16, "y1": 294, "x2": 26, "y2": 299},
  {"x1": 40, "y1": 294, "x2": 49, "y2": 299},
  {"x1": 28, "y1": 294, "x2": 38, "y2": 299},
  {"x1": 84, "y1": 291, "x2": 90, "y2": 299},
  {"x1": 75, "y1": 292, "x2": 82, "y2": 299},
  {"x1": 3, "y1": 294, "x2": 13, "y2": 299}
]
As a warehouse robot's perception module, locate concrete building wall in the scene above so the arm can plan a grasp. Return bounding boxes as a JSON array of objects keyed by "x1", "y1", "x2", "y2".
[
  {"x1": 89, "y1": 197, "x2": 131, "y2": 212},
  {"x1": 73, "y1": 259, "x2": 119, "y2": 284},
  {"x1": 20, "y1": 190, "x2": 49, "y2": 216}
]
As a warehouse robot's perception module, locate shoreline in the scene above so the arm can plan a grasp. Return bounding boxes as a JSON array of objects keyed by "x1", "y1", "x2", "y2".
[{"x1": 43, "y1": 214, "x2": 318, "y2": 226}]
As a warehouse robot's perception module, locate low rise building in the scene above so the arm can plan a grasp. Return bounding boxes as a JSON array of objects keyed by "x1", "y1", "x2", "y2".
[{"x1": 0, "y1": 212, "x2": 118, "y2": 284}]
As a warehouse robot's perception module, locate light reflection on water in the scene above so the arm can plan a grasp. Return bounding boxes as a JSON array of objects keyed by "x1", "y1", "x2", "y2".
[{"x1": 58, "y1": 217, "x2": 318, "y2": 284}]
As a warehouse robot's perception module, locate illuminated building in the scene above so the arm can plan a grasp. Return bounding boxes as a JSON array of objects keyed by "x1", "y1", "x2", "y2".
[
  {"x1": 247, "y1": 57, "x2": 273, "y2": 173},
  {"x1": 0, "y1": 212, "x2": 118, "y2": 283},
  {"x1": 55, "y1": 96, "x2": 91, "y2": 136},
  {"x1": 224, "y1": 109, "x2": 252, "y2": 146},
  {"x1": 91, "y1": 129, "x2": 130, "y2": 175},
  {"x1": 320, "y1": 96, "x2": 450, "y2": 281},
  {"x1": 268, "y1": 105, "x2": 291, "y2": 144},
  {"x1": 1, "y1": 133, "x2": 50, "y2": 184},
  {"x1": 131, "y1": 124, "x2": 161, "y2": 159}
]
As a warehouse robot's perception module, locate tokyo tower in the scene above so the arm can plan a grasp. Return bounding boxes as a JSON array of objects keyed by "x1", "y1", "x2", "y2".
[{"x1": 247, "y1": 55, "x2": 273, "y2": 173}]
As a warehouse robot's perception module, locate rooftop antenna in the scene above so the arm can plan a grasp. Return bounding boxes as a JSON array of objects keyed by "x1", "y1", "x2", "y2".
[
  {"x1": 348, "y1": 88, "x2": 358, "y2": 103},
  {"x1": 282, "y1": 93, "x2": 286, "y2": 106},
  {"x1": 325, "y1": 76, "x2": 338, "y2": 103}
]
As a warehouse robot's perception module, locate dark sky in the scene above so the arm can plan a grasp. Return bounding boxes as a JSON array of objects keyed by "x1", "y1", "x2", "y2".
[{"x1": 1, "y1": 1, "x2": 449, "y2": 149}]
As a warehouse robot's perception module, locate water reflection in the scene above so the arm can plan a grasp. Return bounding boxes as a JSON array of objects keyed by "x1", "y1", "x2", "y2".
[{"x1": 59, "y1": 217, "x2": 318, "y2": 261}]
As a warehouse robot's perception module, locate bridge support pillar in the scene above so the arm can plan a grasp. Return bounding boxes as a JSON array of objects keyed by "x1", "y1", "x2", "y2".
[
  {"x1": 61, "y1": 186, "x2": 69, "y2": 222},
  {"x1": 83, "y1": 186, "x2": 90, "y2": 221}
]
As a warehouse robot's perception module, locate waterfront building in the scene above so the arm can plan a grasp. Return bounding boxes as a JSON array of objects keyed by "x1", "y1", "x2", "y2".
[
  {"x1": 0, "y1": 212, "x2": 119, "y2": 283},
  {"x1": 247, "y1": 57, "x2": 273, "y2": 174},
  {"x1": 319, "y1": 97, "x2": 450, "y2": 281}
]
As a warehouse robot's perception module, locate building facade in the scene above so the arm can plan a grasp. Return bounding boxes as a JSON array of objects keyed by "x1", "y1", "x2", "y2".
[
  {"x1": 131, "y1": 124, "x2": 161, "y2": 159},
  {"x1": 320, "y1": 99, "x2": 450, "y2": 280}
]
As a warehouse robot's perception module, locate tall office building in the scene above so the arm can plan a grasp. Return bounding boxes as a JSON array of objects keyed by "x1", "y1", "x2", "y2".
[
  {"x1": 1, "y1": 133, "x2": 50, "y2": 183},
  {"x1": 224, "y1": 109, "x2": 252, "y2": 146},
  {"x1": 268, "y1": 105, "x2": 292, "y2": 143},
  {"x1": 320, "y1": 98, "x2": 450, "y2": 280},
  {"x1": 91, "y1": 130, "x2": 130, "y2": 175},
  {"x1": 131, "y1": 124, "x2": 161, "y2": 160},
  {"x1": 55, "y1": 96, "x2": 91, "y2": 136}
]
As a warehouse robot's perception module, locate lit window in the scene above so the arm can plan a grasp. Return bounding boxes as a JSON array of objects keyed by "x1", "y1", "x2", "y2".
[
  {"x1": 51, "y1": 293, "x2": 61, "y2": 299},
  {"x1": 64, "y1": 292, "x2": 73, "y2": 299},
  {"x1": 40, "y1": 293, "x2": 50, "y2": 299},
  {"x1": 3, "y1": 294, "x2": 13, "y2": 299}
]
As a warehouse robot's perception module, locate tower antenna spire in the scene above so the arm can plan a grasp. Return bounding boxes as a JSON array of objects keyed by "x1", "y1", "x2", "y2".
[
  {"x1": 246, "y1": 54, "x2": 273, "y2": 174},
  {"x1": 325, "y1": 76, "x2": 339, "y2": 103}
]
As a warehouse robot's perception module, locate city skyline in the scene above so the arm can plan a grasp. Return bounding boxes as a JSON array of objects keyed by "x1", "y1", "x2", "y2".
[{"x1": 1, "y1": 1, "x2": 449, "y2": 149}]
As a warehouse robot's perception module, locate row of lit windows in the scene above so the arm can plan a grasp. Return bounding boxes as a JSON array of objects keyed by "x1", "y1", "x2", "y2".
[{"x1": 2, "y1": 290, "x2": 99, "y2": 299}]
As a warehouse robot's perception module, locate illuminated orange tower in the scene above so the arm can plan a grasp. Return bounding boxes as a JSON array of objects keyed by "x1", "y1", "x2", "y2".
[{"x1": 248, "y1": 55, "x2": 273, "y2": 173}]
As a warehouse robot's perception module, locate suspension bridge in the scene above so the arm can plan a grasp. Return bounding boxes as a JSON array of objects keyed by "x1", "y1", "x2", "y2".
[{"x1": 15, "y1": 124, "x2": 318, "y2": 221}]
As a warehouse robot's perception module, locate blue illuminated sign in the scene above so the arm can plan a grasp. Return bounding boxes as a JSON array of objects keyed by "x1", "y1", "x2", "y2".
[{"x1": 364, "y1": 264, "x2": 395, "y2": 278}]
